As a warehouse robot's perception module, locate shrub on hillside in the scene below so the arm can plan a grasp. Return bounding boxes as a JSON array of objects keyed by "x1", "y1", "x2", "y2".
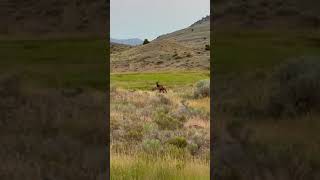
[
  {"x1": 143, "y1": 39, "x2": 150, "y2": 45},
  {"x1": 194, "y1": 79, "x2": 210, "y2": 98},
  {"x1": 186, "y1": 53, "x2": 192, "y2": 58},
  {"x1": 205, "y1": 44, "x2": 210, "y2": 50}
]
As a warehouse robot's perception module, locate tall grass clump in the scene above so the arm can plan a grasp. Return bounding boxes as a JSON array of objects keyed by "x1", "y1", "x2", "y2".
[{"x1": 111, "y1": 153, "x2": 209, "y2": 180}]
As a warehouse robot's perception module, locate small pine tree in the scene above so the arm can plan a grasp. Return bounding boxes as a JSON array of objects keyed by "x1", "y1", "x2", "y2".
[{"x1": 143, "y1": 39, "x2": 150, "y2": 45}]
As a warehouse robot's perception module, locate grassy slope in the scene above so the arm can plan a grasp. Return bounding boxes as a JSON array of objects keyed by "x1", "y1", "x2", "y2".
[{"x1": 0, "y1": 39, "x2": 107, "y2": 90}]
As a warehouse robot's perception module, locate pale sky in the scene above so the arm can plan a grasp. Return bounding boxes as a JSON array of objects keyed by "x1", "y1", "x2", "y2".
[{"x1": 110, "y1": 0, "x2": 210, "y2": 40}]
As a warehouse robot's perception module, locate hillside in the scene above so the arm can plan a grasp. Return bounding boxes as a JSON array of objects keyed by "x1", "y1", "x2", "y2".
[
  {"x1": 1, "y1": 0, "x2": 107, "y2": 39},
  {"x1": 111, "y1": 16, "x2": 210, "y2": 73},
  {"x1": 110, "y1": 42, "x2": 132, "y2": 54}
]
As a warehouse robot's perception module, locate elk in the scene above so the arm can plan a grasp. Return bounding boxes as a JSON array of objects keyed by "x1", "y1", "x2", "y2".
[{"x1": 152, "y1": 81, "x2": 167, "y2": 93}]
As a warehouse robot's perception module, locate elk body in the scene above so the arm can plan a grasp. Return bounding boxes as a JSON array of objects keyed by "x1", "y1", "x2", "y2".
[{"x1": 152, "y1": 82, "x2": 167, "y2": 93}]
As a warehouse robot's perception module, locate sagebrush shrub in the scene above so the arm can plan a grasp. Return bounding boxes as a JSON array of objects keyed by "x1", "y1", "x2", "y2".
[
  {"x1": 187, "y1": 143, "x2": 199, "y2": 155},
  {"x1": 150, "y1": 94, "x2": 171, "y2": 106},
  {"x1": 123, "y1": 122, "x2": 144, "y2": 141},
  {"x1": 153, "y1": 111, "x2": 183, "y2": 130},
  {"x1": 167, "y1": 137, "x2": 188, "y2": 148},
  {"x1": 267, "y1": 56, "x2": 320, "y2": 117},
  {"x1": 194, "y1": 79, "x2": 210, "y2": 98},
  {"x1": 227, "y1": 56, "x2": 320, "y2": 118}
]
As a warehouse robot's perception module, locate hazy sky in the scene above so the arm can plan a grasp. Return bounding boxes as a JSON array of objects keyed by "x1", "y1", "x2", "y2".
[{"x1": 111, "y1": 0, "x2": 210, "y2": 40}]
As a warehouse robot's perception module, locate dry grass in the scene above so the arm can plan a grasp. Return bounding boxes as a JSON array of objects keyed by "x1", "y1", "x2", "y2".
[
  {"x1": 184, "y1": 117, "x2": 210, "y2": 129},
  {"x1": 110, "y1": 79, "x2": 210, "y2": 179},
  {"x1": 111, "y1": 152, "x2": 209, "y2": 180},
  {"x1": 189, "y1": 97, "x2": 210, "y2": 112}
]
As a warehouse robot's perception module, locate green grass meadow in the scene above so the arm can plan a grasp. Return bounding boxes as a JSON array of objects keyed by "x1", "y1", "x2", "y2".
[{"x1": 110, "y1": 71, "x2": 210, "y2": 90}]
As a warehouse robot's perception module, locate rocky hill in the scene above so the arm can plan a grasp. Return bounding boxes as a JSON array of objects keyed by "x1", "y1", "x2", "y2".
[
  {"x1": 1, "y1": 0, "x2": 107, "y2": 39},
  {"x1": 111, "y1": 16, "x2": 210, "y2": 73}
]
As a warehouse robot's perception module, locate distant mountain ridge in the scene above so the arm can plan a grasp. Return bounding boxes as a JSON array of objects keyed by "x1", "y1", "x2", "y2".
[{"x1": 110, "y1": 38, "x2": 143, "y2": 46}]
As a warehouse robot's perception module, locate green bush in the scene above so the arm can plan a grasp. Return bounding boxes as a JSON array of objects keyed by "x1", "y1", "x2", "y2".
[
  {"x1": 167, "y1": 137, "x2": 188, "y2": 149},
  {"x1": 188, "y1": 143, "x2": 199, "y2": 155},
  {"x1": 143, "y1": 39, "x2": 150, "y2": 45},
  {"x1": 142, "y1": 139, "x2": 161, "y2": 153},
  {"x1": 143, "y1": 123, "x2": 156, "y2": 134},
  {"x1": 153, "y1": 111, "x2": 183, "y2": 130},
  {"x1": 125, "y1": 129, "x2": 144, "y2": 141},
  {"x1": 194, "y1": 79, "x2": 210, "y2": 98},
  {"x1": 123, "y1": 123, "x2": 144, "y2": 141}
]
